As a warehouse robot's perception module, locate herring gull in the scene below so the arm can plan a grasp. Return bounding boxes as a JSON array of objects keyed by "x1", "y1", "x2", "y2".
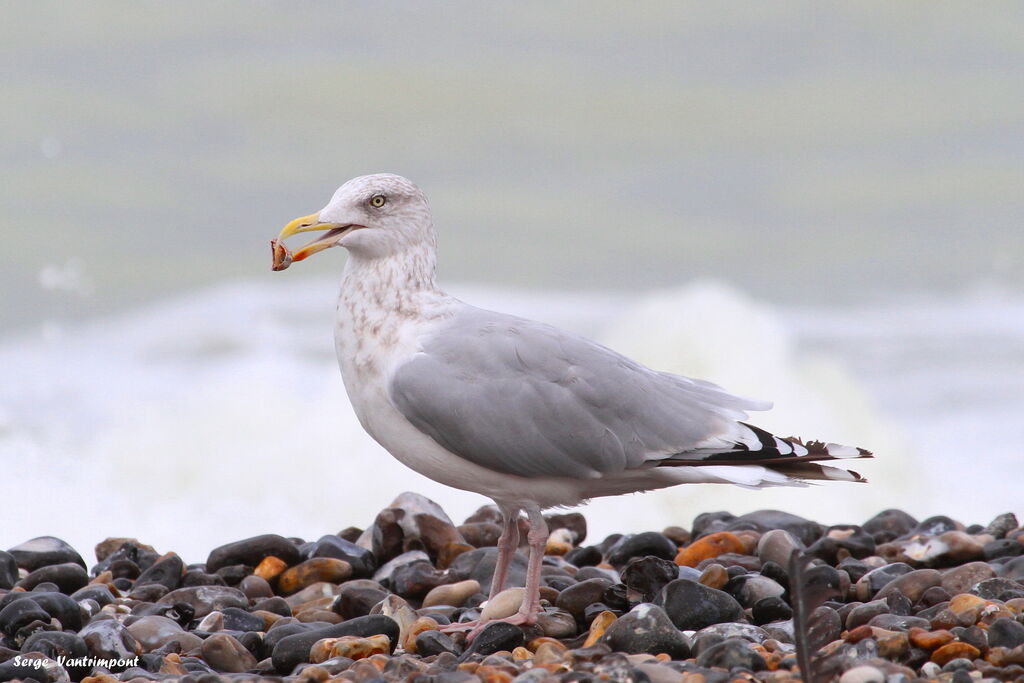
[{"x1": 271, "y1": 173, "x2": 872, "y2": 634}]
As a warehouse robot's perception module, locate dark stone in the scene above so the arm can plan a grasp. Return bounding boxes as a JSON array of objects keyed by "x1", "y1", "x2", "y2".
[
  {"x1": 867, "y1": 613, "x2": 931, "y2": 631},
  {"x1": 93, "y1": 540, "x2": 159, "y2": 576},
  {"x1": 695, "y1": 636, "x2": 766, "y2": 671},
  {"x1": 984, "y1": 539, "x2": 1024, "y2": 560},
  {"x1": 333, "y1": 584, "x2": 389, "y2": 619},
  {"x1": 182, "y1": 570, "x2": 227, "y2": 587},
  {"x1": 837, "y1": 557, "x2": 871, "y2": 583},
  {"x1": 214, "y1": 564, "x2": 251, "y2": 586},
  {"x1": 546, "y1": 512, "x2": 588, "y2": 544},
  {"x1": 988, "y1": 617, "x2": 1024, "y2": 649},
  {"x1": 972, "y1": 577, "x2": 1024, "y2": 601},
  {"x1": 132, "y1": 600, "x2": 194, "y2": 626},
  {"x1": 885, "y1": 590, "x2": 913, "y2": 616},
  {"x1": 913, "y1": 515, "x2": 960, "y2": 536},
  {"x1": 759, "y1": 561, "x2": 789, "y2": 592},
  {"x1": 270, "y1": 614, "x2": 399, "y2": 674},
  {"x1": 918, "y1": 585, "x2": 952, "y2": 608},
  {"x1": 446, "y1": 547, "x2": 527, "y2": 589},
  {"x1": 0, "y1": 552, "x2": 16, "y2": 590},
  {"x1": 135, "y1": 554, "x2": 184, "y2": 590},
  {"x1": 601, "y1": 603, "x2": 690, "y2": 659},
  {"x1": 0, "y1": 655, "x2": 63, "y2": 683},
  {"x1": 727, "y1": 574, "x2": 785, "y2": 608},
  {"x1": 863, "y1": 509, "x2": 918, "y2": 543},
  {"x1": 621, "y1": 556, "x2": 678, "y2": 602},
  {"x1": 656, "y1": 579, "x2": 744, "y2": 630},
  {"x1": 691, "y1": 511, "x2": 737, "y2": 539},
  {"x1": 129, "y1": 583, "x2": 169, "y2": 602},
  {"x1": 806, "y1": 525, "x2": 876, "y2": 563},
  {"x1": 583, "y1": 602, "x2": 620, "y2": 625},
  {"x1": 602, "y1": 583, "x2": 631, "y2": 612},
  {"x1": 954, "y1": 625, "x2": 989, "y2": 655},
  {"x1": 1001, "y1": 556, "x2": 1024, "y2": 580},
  {"x1": 605, "y1": 532, "x2": 677, "y2": 567},
  {"x1": 26, "y1": 591, "x2": 83, "y2": 631},
  {"x1": 752, "y1": 596, "x2": 792, "y2": 625},
  {"x1": 206, "y1": 534, "x2": 301, "y2": 573},
  {"x1": 725, "y1": 510, "x2": 822, "y2": 546},
  {"x1": 16, "y1": 562, "x2": 88, "y2": 594},
  {"x1": 458, "y1": 621, "x2": 524, "y2": 661},
  {"x1": 6, "y1": 537, "x2": 86, "y2": 572},
  {"x1": 565, "y1": 546, "x2": 602, "y2": 568},
  {"x1": 78, "y1": 618, "x2": 141, "y2": 665},
  {"x1": 70, "y1": 584, "x2": 115, "y2": 608},
  {"x1": 457, "y1": 522, "x2": 502, "y2": 548},
  {"x1": 220, "y1": 607, "x2": 265, "y2": 633},
  {"x1": 807, "y1": 606, "x2": 842, "y2": 650},
  {"x1": 0, "y1": 597, "x2": 50, "y2": 637},
  {"x1": 308, "y1": 535, "x2": 377, "y2": 578},
  {"x1": 415, "y1": 629, "x2": 461, "y2": 657},
  {"x1": 108, "y1": 558, "x2": 141, "y2": 580},
  {"x1": 984, "y1": 512, "x2": 1019, "y2": 539},
  {"x1": 252, "y1": 596, "x2": 291, "y2": 618},
  {"x1": 860, "y1": 562, "x2": 914, "y2": 597},
  {"x1": 20, "y1": 630, "x2": 88, "y2": 672},
  {"x1": 390, "y1": 560, "x2": 446, "y2": 599},
  {"x1": 157, "y1": 585, "x2": 247, "y2": 618}
]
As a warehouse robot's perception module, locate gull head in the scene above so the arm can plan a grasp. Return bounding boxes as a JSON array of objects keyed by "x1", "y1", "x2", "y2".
[{"x1": 275, "y1": 173, "x2": 433, "y2": 265}]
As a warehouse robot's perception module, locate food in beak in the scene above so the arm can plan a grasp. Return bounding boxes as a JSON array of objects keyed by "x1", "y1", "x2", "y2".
[{"x1": 271, "y1": 238, "x2": 293, "y2": 271}]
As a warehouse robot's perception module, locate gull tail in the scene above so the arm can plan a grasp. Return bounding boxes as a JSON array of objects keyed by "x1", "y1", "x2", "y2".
[{"x1": 657, "y1": 422, "x2": 873, "y2": 483}]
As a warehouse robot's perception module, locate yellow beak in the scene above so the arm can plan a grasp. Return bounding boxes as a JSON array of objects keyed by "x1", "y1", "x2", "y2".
[{"x1": 275, "y1": 212, "x2": 351, "y2": 264}]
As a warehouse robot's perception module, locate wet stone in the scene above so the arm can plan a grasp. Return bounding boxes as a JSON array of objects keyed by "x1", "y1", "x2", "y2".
[
  {"x1": 206, "y1": 534, "x2": 301, "y2": 573},
  {"x1": 601, "y1": 603, "x2": 690, "y2": 659},
  {"x1": 202, "y1": 632, "x2": 259, "y2": 673},
  {"x1": 807, "y1": 525, "x2": 876, "y2": 563},
  {"x1": 726, "y1": 510, "x2": 822, "y2": 546},
  {"x1": 17, "y1": 562, "x2": 89, "y2": 594},
  {"x1": 657, "y1": 579, "x2": 744, "y2": 631},
  {"x1": 621, "y1": 556, "x2": 678, "y2": 602},
  {"x1": 807, "y1": 606, "x2": 842, "y2": 649},
  {"x1": 26, "y1": 591, "x2": 83, "y2": 631},
  {"x1": 728, "y1": 573, "x2": 785, "y2": 608},
  {"x1": 20, "y1": 630, "x2": 88, "y2": 666},
  {"x1": 457, "y1": 522, "x2": 503, "y2": 548},
  {"x1": 752, "y1": 596, "x2": 792, "y2": 625},
  {"x1": 988, "y1": 617, "x2": 1024, "y2": 649},
  {"x1": 221, "y1": 606, "x2": 265, "y2": 632},
  {"x1": 239, "y1": 574, "x2": 274, "y2": 599},
  {"x1": 857, "y1": 562, "x2": 914, "y2": 600},
  {"x1": 565, "y1": 545, "x2": 602, "y2": 568},
  {"x1": 308, "y1": 535, "x2": 377, "y2": 578},
  {"x1": 270, "y1": 614, "x2": 399, "y2": 674},
  {"x1": 126, "y1": 614, "x2": 186, "y2": 651},
  {"x1": 984, "y1": 512, "x2": 1019, "y2": 539},
  {"x1": 606, "y1": 532, "x2": 677, "y2": 567},
  {"x1": 389, "y1": 559, "x2": 446, "y2": 599},
  {"x1": 7, "y1": 536, "x2": 86, "y2": 572},
  {"x1": 914, "y1": 515, "x2": 961, "y2": 537},
  {"x1": 863, "y1": 509, "x2": 918, "y2": 543},
  {"x1": 984, "y1": 538, "x2": 1024, "y2": 560},
  {"x1": 334, "y1": 583, "x2": 390, "y2": 619},
  {"x1": 0, "y1": 550, "x2": 17, "y2": 590},
  {"x1": 0, "y1": 597, "x2": 50, "y2": 637},
  {"x1": 973, "y1": 577, "x2": 1024, "y2": 601},
  {"x1": 546, "y1": 512, "x2": 588, "y2": 544},
  {"x1": 157, "y1": 585, "x2": 248, "y2": 618},
  {"x1": 79, "y1": 617, "x2": 141, "y2": 663},
  {"x1": 447, "y1": 547, "x2": 528, "y2": 590},
  {"x1": 695, "y1": 636, "x2": 766, "y2": 671},
  {"x1": 135, "y1": 554, "x2": 184, "y2": 591},
  {"x1": 459, "y1": 621, "x2": 524, "y2": 661}
]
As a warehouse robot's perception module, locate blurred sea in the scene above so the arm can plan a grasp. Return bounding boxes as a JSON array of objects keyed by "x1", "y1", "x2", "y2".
[
  {"x1": 1, "y1": 278, "x2": 1021, "y2": 562},
  {"x1": 1, "y1": 2, "x2": 1022, "y2": 561}
]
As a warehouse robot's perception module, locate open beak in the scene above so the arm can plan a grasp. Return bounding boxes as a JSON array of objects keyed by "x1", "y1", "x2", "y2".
[{"x1": 276, "y1": 212, "x2": 355, "y2": 263}]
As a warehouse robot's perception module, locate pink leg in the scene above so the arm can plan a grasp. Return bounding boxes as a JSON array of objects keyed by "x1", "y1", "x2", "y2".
[
  {"x1": 460, "y1": 506, "x2": 548, "y2": 640},
  {"x1": 487, "y1": 506, "x2": 521, "y2": 599},
  {"x1": 440, "y1": 505, "x2": 521, "y2": 634}
]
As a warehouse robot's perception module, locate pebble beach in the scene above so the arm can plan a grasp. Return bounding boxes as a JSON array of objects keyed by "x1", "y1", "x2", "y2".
[{"x1": 2, "y1": 493, "x2": 1023, "y2": 683}]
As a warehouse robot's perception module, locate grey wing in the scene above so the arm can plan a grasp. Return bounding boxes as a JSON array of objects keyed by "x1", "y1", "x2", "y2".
[{"x1": 389, "y1": 305, "x2": 770, "y2": 479}]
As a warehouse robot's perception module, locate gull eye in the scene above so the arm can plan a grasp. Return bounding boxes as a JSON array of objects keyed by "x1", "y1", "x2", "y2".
[{"x1": 369, "y1": 194, "x2": 387, "y2": 208}]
